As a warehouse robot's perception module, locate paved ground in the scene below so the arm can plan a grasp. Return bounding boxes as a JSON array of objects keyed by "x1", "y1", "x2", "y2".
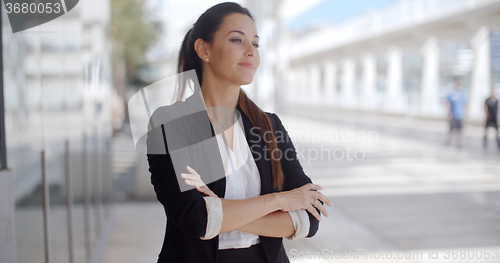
[
  {"x1": 102, "y1": 111, "x2": 500, "y2": 263},
  {"x1": 101, "y1": 202, "x2": 165, "y2": 263}
]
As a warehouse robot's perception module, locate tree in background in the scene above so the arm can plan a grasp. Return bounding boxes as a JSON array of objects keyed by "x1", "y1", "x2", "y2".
[{"x1": 110, "y1": 0, "x2": 159, "y2": 129}]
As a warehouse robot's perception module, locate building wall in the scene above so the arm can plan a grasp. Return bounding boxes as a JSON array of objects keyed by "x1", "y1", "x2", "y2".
[{"x1": 1, "y1": 1, "x2": 115, "y2": 263}]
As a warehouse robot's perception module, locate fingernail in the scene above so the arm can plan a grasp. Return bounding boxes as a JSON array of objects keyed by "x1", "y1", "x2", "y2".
[
  {"x1": 186, "y1": 179, "x2": 190, "y2": 182},
  {"x1": 187, "y1": 165, "x2": 192, "y2": 170}
]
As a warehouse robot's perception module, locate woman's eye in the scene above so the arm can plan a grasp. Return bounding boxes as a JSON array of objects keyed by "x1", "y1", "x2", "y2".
[{"x1": 231, "y1": 38, "x2": 259, "y2": 48}]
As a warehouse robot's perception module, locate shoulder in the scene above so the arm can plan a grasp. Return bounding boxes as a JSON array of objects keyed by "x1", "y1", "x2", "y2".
[
  {"x1": 148, "y1": 99, "x2": 188, "y2": 130},
  {"x1": 264, "y1": 111, "x2": 279, "y2": 129},
  {"x1": 264, "y1": 111, "x2": 276, "y2": 120},
  {"x1": 264, "y1": 112, "x2": 289, "y2": 135}
]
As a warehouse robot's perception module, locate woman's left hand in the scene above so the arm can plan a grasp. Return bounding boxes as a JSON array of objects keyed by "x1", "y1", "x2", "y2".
[{"x1": 181, "y1": 166, "x2": 217, "y2": 197}]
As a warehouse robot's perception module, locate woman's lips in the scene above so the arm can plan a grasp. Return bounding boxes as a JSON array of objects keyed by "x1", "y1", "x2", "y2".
[{"x1": 238, "y1": 62, "x2": 254, "y2": 69}]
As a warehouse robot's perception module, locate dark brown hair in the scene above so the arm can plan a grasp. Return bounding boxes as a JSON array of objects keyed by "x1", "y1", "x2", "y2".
[{"x1": 175, "y1": 2, "x2": 284, "y2": 192}]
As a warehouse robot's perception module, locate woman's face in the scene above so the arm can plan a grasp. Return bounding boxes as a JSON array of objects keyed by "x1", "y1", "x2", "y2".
[{"x1": 203, "y1": 13, "x2": 260, "y2": 86}]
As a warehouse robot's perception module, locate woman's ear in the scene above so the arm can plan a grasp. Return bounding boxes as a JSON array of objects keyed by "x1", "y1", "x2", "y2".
[{"x1": 194, "y1": 38, "x2": 210, "y2": 62}]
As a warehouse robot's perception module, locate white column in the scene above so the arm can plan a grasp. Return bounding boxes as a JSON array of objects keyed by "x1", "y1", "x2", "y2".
[
  {"x1": 384, "y1": 46, "x2": 404, "y2": 113},
  {"x1": 286, "y1": 67, "x2": 297, "y2": 104},
  {"x1": 341, "y1": 58, "x2": 356, "y2": 108},
  {"x1": 360, "y1": 53, "x2": 377, "y2": 110},
  {"x1": 420, "y1": 36, "x2": 440, "y2": 117},
  {"x1": 291, "y1": 67, "x2": 299, "y2": 105},
  {"x1": 309, "y1": 63, "x2": 321, "y2": 105},
  {"x1": 299, "y1": 66, "x2": 308, "y2": 106},
  {"x1": 469, "y1": 26, "x2": 491, "y2": 121},
  {"x1": 322, "y1": 61, "x2": 337, "y2": 106}
]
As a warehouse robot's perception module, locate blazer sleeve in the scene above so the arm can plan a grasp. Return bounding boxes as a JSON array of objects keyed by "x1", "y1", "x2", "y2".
[
  {"x1": 146, "y1": 111, "x2": 210, "y2": 239},
  {"x1": 270, "y1": 113, "x2": 323, "y2": 238}
]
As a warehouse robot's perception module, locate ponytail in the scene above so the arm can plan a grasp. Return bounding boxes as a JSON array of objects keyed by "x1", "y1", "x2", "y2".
[
  {"x1": 174, "y1": 28, "x2": 202, "y2": 103},
  {"x1": 238, "y1": 89, "x2": 284, "y2": 191}
]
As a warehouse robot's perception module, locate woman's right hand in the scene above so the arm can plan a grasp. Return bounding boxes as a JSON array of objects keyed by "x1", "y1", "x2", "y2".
[{"x1": 276, "y1": 183, "x2": 333, "y2": 221}]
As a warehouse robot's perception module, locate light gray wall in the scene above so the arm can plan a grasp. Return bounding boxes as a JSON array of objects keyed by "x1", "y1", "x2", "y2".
[{"x1": 0, "y1": 169, "x2": 16, "y2": 263}]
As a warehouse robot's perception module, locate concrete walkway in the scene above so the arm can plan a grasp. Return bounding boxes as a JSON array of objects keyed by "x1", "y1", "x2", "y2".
[
  {"x1": 102, "y1": 112, "x2": 500, "y2": 263},
  {"x1": 101, "y1": 202, "x2": 165, "y2": 263}
]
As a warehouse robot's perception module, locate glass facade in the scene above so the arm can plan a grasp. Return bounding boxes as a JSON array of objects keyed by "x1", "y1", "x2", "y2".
[{"x1": 2, "y1": 1, "x2": 114, "y2": 263}]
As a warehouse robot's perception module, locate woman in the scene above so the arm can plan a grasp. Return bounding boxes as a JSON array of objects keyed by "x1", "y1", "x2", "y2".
[{"x1": 146, "y1": 2, "x2": 333, "y2": 263}]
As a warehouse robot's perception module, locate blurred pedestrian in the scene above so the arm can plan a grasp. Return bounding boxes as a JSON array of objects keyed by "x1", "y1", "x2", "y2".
[
  {"x1": 445, "y1": 78, "x2": 468, "y2": 148},
  {"x1": 483, "y1": 83, "x2": 499, "y2": 148}
]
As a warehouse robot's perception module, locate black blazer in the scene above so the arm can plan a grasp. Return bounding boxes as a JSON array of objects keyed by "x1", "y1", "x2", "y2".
[{"x1": 145, "y1": 90, "x2": 322, "y2": 263}]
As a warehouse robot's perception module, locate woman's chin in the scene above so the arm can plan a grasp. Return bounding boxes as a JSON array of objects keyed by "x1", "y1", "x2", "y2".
[
  {"x1": 237, "y1": 75, "x2": 255, "y2": 85},
  {"x1": 240, "y1": 79, "x2": 253, "y2": 85}
]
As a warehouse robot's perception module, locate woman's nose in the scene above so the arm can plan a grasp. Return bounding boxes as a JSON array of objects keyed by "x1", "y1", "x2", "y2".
[{"x1": 245, "y1": 42, "x2": 254, "y2": 57}]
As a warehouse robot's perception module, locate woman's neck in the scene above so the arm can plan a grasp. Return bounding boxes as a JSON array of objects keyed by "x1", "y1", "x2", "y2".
[
  {"x1": 199, "y1": 79, "x2": 240, "y2": 128},
  {"x1": 199, "y1": 85, "x2": 239, "y2": 109},
  {"x1": 200, "y1": 71, "x2": 239, "y2": 105}
]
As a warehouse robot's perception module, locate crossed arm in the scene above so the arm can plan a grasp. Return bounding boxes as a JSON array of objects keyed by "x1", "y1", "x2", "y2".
[
  {"x1": 203, "y1": 192, "x2": 296, "y2": 238},
  {"x1": 183, "y1": 167, "x2": 318, "y2": 240},
  {"x1": 235, "y1": 209, "x2": 295, "y2": 238}
]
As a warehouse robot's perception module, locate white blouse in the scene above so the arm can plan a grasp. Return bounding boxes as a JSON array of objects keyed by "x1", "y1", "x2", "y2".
[{"x1": 199, "y1": 112, "x2": 310, "y2": 246}]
